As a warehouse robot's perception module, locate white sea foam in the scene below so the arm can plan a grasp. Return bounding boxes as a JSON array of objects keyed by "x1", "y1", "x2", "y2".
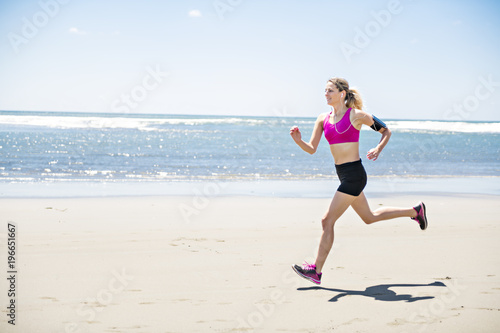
[
  {"x1": 0, "y1": 114, "x2": 499, "y2": 133},
  {"x1": 0, "y1": 114, "x2": 266, "y2": 131},
  {"x1": 384, "y1": 120, "x2": 500, "y2": 134}
]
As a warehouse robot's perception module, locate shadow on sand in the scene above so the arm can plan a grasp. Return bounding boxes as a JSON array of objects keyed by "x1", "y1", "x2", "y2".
[{"x1": 298, "y1": 281, "x2": 447, "y2": 302}]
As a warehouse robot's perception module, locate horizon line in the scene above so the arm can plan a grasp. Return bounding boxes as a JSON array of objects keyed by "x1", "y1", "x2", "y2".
[{"x1": 0, "y1": 109, "x2": 499, "y2": 123}]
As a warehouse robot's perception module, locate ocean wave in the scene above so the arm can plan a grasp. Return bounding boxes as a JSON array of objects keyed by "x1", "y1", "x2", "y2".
[
  {"x1": 0, "y1": 114, "x2": 268, "y2": 131},
  {"x1": 1, "y1": 114, "x2": 499, "y2": 133},
  {"x1": 384, "y1": 120, "x2": 500, "y2": 133}
]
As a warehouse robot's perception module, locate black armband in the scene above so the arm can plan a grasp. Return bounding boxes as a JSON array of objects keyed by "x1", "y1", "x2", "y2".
[{"x1": 370, "y1": 115, "x2": 387, "y2": 132}]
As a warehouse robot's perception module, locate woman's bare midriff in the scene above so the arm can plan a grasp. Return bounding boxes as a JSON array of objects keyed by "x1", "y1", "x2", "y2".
[{"x1": 329, "y1": 142, "x2": 361, "y2": 165}]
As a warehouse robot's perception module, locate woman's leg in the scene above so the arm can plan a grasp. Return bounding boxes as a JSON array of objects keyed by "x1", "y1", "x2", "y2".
[
  {"x1": 314, "y1": 191, "x2": 358, "y2": 273},
  {"x1": 350, "y1": 192, "x2": 417, "y2": 224}
]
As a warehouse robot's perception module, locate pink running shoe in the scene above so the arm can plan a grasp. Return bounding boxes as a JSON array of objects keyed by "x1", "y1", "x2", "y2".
[
  {"x1": 292, "y1": 262, "x2": 322, "y2": 285},
  {"x1": 411, "y1": 201, "x2": 428, "y2": 230}
]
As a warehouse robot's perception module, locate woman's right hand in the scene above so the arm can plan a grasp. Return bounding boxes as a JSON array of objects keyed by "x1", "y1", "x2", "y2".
[{"x1": 290, "y1": 126, "x2": 302, "y2": 142}]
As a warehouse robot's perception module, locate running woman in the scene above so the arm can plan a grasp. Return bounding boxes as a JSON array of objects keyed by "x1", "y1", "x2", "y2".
[{"x1": 290, "y1": 77, "x2": 428, "y2": 285}]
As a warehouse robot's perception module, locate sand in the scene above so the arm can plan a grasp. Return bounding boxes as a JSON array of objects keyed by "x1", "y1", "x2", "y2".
[{"x1": 1, "y1": 193, "x2": 499, "y2": 332}]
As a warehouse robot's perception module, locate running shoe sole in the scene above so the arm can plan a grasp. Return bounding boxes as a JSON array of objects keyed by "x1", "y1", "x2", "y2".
[
  {"x1": 292, "y1": 265, "x2": 321, "y2": 285},
  {"x1": 419, "y1": 202, "x2": 428, "y2": 230}
]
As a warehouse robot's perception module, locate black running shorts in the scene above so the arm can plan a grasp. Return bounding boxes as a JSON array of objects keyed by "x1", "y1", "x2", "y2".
[{"x1": 335, "y1": 159, "x2": 367, "y2": 197}]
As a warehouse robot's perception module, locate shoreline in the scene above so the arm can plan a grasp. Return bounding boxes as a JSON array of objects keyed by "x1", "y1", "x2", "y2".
[{"x1": 1, "y1": 176, "x2": 499, "y2": 198}]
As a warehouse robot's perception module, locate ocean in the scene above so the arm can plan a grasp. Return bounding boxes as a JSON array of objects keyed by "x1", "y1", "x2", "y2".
[{"x1": 0, "y1": 111, "x2": 499, "y2": 197}]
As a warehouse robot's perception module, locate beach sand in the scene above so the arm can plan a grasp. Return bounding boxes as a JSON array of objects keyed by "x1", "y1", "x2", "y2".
[{"x1": 1, "y1": 193, "x2": 499, "y2": 332}]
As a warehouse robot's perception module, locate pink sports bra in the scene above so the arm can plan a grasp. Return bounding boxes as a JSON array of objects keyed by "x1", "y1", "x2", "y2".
[{"x1": 323, "y1": 108, "x2": 360, "y2": 145}]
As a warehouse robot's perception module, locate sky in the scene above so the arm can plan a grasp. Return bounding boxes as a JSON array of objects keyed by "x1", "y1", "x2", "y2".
[{"x1": 0, "y1": 0, "x2": 499, "y2": 121}]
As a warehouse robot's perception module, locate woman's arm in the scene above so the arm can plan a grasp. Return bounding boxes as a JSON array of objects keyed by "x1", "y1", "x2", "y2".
[
  {"x1": 355, "y1": 110, "x2": 392, "y2": 161},
  {"x1": 290, "y1": 114, "x2": 325, "y2": 155},
  {"x1": 367, "y1": 126, "x2": 391, "y2": 161}
]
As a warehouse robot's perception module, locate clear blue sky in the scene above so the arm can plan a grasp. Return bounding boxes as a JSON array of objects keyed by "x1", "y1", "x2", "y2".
[{"x1": 1, "y1": 0, "x2": 499, "y2": 120}]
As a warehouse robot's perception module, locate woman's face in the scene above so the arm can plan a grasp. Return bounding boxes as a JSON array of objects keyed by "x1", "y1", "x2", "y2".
[{"x1": 325, "y1": 82, "x2": 343, "y2": 107}]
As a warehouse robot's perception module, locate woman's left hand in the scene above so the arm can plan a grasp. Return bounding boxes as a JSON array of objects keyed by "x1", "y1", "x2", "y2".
[{"x1": 366, "y1": 147, "x2": 381, "y2": 161}]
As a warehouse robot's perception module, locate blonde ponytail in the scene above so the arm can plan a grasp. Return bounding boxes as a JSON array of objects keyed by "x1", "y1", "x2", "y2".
[
  {"x1": 345, "y1": 88, "x2": 363, "y2": 110},
  {"x1": 328, "y1": 77, "x2": 364, "y2": 110}
]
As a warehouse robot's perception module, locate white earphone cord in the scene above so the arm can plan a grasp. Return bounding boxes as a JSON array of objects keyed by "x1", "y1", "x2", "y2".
[{"x1": 331, "y1": 107, "x2": 367, "y2": 135}]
